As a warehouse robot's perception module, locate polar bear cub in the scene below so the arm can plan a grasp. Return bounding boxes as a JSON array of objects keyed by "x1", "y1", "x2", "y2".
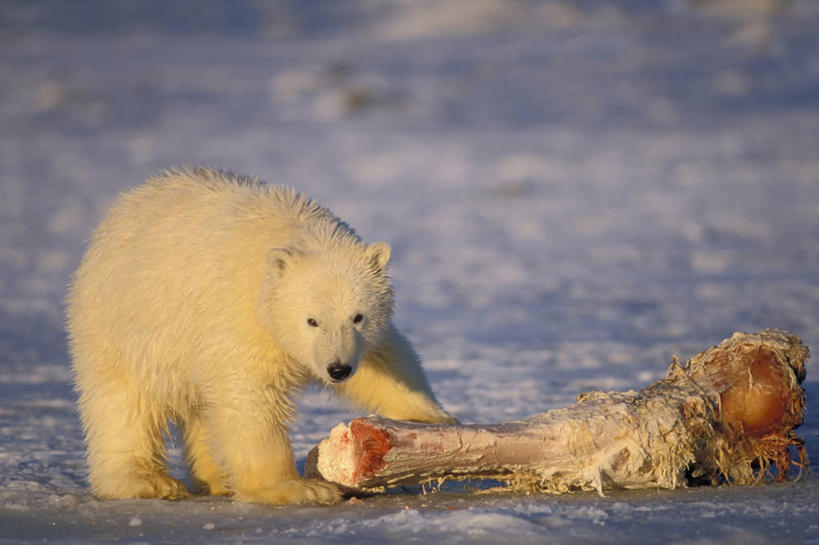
[{"x1": 66, "y1": 167, "x2": 456, "y2": 505}]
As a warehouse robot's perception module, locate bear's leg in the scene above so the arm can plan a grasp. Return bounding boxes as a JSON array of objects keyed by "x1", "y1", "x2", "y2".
[
  {"x1": 77, "y1": 376, "x2": 189, "y2": 500},
  {"x1": 201, "y1": 402, "x2": 341, "y2": 505},
  {"x1": 335, "y1": 324, "x2": 458, "y2": 424},
  {"x1": 181, "y1": 412, "x2": 231, "y2": 496}
]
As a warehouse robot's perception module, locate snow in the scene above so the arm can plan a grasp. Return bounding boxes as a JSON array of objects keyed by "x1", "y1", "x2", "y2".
[{"x1": 2, "y1": 0, "x2": 819, "y2": 543}]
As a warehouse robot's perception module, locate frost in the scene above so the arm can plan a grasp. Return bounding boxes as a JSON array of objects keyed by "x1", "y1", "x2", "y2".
[{"x1": 1, "y1": 0, "x2": 818, "y2": 543}]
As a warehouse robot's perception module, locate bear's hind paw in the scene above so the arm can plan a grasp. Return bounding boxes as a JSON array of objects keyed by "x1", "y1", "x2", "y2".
[
  {"x1": 95, "y1": 473, "x2": 191, "y2": 500},
  {"x1": 157, "y1": 475, "x2": 192, "y2": 499}
]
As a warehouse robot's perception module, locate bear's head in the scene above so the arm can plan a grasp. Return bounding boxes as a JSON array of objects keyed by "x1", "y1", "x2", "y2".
[{"x1": 261, "y1": 242, "x2": 394, "y2": 384}]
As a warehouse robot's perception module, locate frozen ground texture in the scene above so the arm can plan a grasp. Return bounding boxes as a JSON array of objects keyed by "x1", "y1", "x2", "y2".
[{"x1": 2, "y1": 0, "x2": 819, "y2": 543}]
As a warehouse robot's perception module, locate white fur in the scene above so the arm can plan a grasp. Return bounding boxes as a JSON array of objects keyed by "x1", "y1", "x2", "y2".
[{"x1": 66, "y1": 166, "x2": 456, "y2": 505}]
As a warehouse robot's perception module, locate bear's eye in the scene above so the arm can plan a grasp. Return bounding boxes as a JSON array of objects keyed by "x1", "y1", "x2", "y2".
[
  {"x1": 307, "y1": 318, "x2": 319, "y2": 328},
  {"x1": 353, "y1": 314, "x2": 363, "y2": 324}
]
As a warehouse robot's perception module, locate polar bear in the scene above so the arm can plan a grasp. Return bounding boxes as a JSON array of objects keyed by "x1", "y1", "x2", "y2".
[{"x1": 66, "y1": 166, "x2": 456, "y2": 505}]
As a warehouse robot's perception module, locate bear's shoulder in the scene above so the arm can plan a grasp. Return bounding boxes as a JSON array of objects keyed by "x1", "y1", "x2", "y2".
[
  {"x1": 147, "y1": 165, "x2": 265, "y2": 192},
  {"x1": 138, "y1": 166, "x2": 361, "y2": 249}
]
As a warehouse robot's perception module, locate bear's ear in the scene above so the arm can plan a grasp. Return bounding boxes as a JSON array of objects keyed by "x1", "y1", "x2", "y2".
[
  {"x1": 366, "y1": 242, "x2": 391, "y2": 273},
  {"x1": 267, "y1": 247, "x2": 302, "y2": 276}
]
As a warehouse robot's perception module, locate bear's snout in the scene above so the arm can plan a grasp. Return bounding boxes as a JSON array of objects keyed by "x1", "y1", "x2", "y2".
[{"x1": 327, "y1": 362, "x2": 352, "y2": 382}]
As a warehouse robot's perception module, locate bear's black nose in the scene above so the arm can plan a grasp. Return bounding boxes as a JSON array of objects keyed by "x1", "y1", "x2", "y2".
[{"x1": 327, "y1": 362, "x2": 352, "y2": 382}]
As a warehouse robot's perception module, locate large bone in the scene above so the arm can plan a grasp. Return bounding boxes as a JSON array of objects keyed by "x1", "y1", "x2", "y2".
[{"x1": 306, "y1": 330, "x2": 809, "y2": 494}]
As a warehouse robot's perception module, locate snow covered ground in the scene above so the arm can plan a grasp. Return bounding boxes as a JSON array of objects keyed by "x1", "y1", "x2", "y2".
[{"x1": 2, "y1": 1, "x2": 819, "y2": 543}]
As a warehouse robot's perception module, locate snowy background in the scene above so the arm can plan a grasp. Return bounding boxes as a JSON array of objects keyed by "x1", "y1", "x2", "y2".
[{"x1": 2, "y1": 0, "x2": 819, "y2": 543}]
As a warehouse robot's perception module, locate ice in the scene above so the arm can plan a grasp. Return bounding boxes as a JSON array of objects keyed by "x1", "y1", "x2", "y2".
[{"x1": 2, "y1": 0, "x2": 819, "y2": 543}]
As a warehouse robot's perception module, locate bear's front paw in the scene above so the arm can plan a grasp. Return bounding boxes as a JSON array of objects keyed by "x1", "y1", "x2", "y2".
[
  {"x1": 436, "y1": 412, "x2": 460, "y2": 425},
  {"x1": 412, "y1": 406, "x2": 460, "y2": 425},
  {"x1": 190, "y1": 476, "x2": 233, "y2": 497},
  {"x1": 237, "y1": 478, "x2": 342, "y2": 505}
]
